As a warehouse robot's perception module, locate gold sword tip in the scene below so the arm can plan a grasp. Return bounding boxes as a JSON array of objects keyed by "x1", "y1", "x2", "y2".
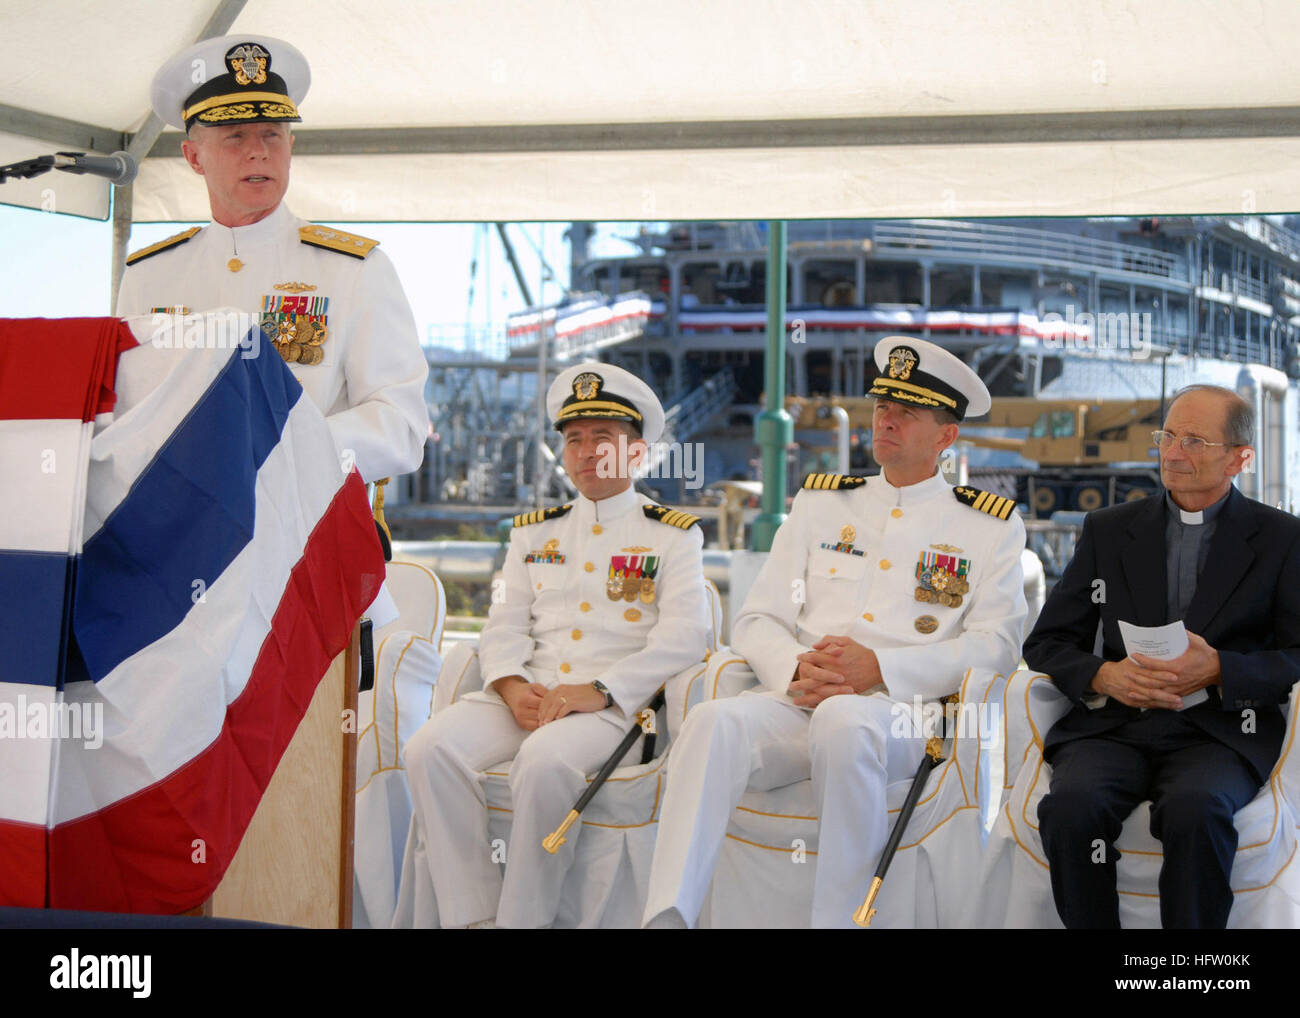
[
  {"x1": 542, "y1": 809, "x2": 580, "y2": 854},
  {"x1": 852, "y1": 877, "x2": 884, "y2": 927}
]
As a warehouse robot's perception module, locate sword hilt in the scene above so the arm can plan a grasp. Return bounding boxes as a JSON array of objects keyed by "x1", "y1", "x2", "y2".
[
  {"x1": 852, "y1": 877, "x2": 884, "y2": 927},
  {"x1": 542, "y1": 809, "x2": 580, "y2": 854}
]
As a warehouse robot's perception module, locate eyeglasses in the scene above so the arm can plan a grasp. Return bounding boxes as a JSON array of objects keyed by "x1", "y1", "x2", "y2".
[{"x1": 1150, "y1": 430, "x2": 1237, "y2": 453}]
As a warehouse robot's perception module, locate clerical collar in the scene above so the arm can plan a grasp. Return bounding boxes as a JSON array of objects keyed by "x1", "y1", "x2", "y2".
[{"x1": 1165, "y1": 488, "x2": 1230, "y2": 526}]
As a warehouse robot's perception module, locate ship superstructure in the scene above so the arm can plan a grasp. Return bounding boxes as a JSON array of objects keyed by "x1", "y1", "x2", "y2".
[{"x1": 406, "y1": 215, "x2": 1300, "y2": 527}]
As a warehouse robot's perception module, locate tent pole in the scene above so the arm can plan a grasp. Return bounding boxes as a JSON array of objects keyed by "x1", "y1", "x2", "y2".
[
  {"x1": 752, "y1": 221, "x2": 791, "y2": 552},
  {"x1": 109, "y1": 182, "x2": 132, "y2": 314}
]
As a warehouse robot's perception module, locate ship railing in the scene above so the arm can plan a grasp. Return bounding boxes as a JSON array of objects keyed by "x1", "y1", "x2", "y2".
[
  {"x1": 1188, "y1": 332, "x2": 1287, "y2": 369},
  {"x1": 1221, "y1": 217, "x2": 1300, "y2": 263},
  {"x1": 871, "y1": 220, "x2": 1182, "y2": 281}
]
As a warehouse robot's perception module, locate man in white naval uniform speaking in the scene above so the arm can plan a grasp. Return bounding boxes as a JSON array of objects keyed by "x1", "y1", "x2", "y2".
[
  {"x1": 115, "y1": 35, "x2": 428, "y2": 482},
  {"x1": 397, "y1": 363, "x2": 711, "y2": 927},
  {"x1": 644, "y1": 336, "x2": 1027, "y2": 928}
]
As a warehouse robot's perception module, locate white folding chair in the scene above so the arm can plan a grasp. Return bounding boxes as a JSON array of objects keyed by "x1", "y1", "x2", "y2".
[
  {"x1": 674, "y1": 649, "x2": 1006, "y2": 928},
  {"x1": 973, "y1": 670, "x2": 1300, "y2": 928},
  {"x1": 396, "y1": 580, "x2": 723, "y2": 928},
  {"x1": 352, "y1": 560, "x2": 446, "y2": 929}
]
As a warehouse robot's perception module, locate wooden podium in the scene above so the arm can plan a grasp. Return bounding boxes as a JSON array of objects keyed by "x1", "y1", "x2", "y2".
[{"x1": 208, "y1": 628, "x2": 361, "y2": 928}]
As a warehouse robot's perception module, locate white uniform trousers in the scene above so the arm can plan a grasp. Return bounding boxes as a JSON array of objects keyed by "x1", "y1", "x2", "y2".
[
  {"x1": 402, "y1": 697, "x2": 626, "y2": 928},
  {"x1": 643, "y1": 691, "x2": 926, "y2": 928}
]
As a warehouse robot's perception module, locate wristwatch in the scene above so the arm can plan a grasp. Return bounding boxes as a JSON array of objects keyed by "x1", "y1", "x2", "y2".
[{"x1": 592, "y1": 680, "x2": 615, "y2": 708}]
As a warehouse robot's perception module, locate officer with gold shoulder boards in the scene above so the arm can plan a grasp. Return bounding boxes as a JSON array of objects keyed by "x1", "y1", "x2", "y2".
[
  {"x1": 116, "y1": 35, "x2": 428, "y2": 482},
  {"x1": 643, "y1": 336, "x2": 1028, "y2": 928},
  {"x1": 395, "y1": 362, "x2": 711, "y2": 928}
]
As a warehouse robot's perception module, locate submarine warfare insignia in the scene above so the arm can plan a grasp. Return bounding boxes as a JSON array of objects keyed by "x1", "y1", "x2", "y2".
[
  {"x1": 914, "y1": 549, "x2": 971, "y2": 608},
  {"x1": 820, "y1": 523, "x2": 865, "y2": 556},
  {"x1": 262, "y1": 293, "x2": 330, "y2": 365},
  {"x1": 524, "y1": 537, "x2": 565, "y2": 565},
  {"x1": 607, "y1": 553, "x2": 660, "y2": 603}
]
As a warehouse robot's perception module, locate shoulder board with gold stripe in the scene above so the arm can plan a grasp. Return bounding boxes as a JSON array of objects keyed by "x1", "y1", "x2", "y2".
[
  {"x1": 643, "y1": 505, "x2": 701, "y2": 530},
  {"x1": 801, "y1": 473, "x2": 868, "y2": 491},
  {"x1": 953, "y1": 485, "x2": 1017, "y2": 521},
  {"x1": 511, "y1": 504, "x2": 572, "y2": 528},
  {"x1": 299, "y1": 224, "x2": 380, "y2": 259},
  {"x1": 125, "y1": 226, "x2": 201, "y2": 266}
]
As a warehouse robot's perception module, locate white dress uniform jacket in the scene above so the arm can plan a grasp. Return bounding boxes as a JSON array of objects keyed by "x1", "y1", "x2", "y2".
[
  {"x1": 399, "y1": 485, "x2": 711, "y2": 927},
  {"x1": 477, "y1": 486, "x2": 710, "y2": 718},
  {"x1": 644, "y1": 469, "x2": 1027, "y2": 927},
  {"x1": 116, "y1": 203, "x2": 429, "y2": 482},
  {"x1": 734, "y1": 469, "x2": 1027, "y2": 699}
]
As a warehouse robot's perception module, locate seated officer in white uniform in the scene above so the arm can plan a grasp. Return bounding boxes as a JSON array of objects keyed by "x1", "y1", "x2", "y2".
[
  {"x1": 116, "y1": 35, "x2": 428, "y2": 482},
  {"x1": 400, "y1": 362, "x2": 711, "y2": 928},
  {"x1": 644, "y1": 336, "x2": 1028, "y2": 928}
]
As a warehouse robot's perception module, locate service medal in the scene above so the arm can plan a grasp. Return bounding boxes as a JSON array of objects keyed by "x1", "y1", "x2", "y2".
[{"x1": 639, "y1": 577, "x2": 656, "y2": 605}]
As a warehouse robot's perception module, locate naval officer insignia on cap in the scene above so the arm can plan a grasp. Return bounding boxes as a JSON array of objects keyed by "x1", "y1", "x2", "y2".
[
  {"x1": 547, "y1": 362, "x2": 667, "y2": 444},
  {"x1": 868, "y1": 335, "x2": 991, "y2": 422},
  {"x1": 150, "y1": 35, "x2": 311, "y2": 131}
]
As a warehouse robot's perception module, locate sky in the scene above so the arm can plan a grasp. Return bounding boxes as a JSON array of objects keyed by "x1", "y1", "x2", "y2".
[{"x1": 0, "y1": 198, "x2": 649, "y2": 344}]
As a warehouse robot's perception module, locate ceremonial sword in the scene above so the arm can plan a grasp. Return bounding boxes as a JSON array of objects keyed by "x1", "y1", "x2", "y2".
[
  {"x1": 852, "y1": 692, "x2": 958, "y2": 927},
  {"x1": 542, "y1": 688, "x2": 666, "y2": 854}
]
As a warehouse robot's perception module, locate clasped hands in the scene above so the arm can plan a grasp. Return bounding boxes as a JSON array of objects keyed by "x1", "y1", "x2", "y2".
[
  {"x1": 1089, "y1": 631, "x2": 1221, "y2": 710},
  {"x1": 787, "y1": 635, "x2": 884, "y2": 707},
  {"x1": 491, "y1": 676, "x2": 608, "y2": 731}
]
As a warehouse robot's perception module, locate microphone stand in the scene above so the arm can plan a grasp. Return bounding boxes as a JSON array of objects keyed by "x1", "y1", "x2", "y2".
[{"x1": 0, "y1": 155, "x2": 57, "y2": 184}]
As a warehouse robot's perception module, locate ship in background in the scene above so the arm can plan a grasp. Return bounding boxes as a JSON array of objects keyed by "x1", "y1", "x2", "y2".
[{"x1": 396, "y1": 215, "x2": 1300, "y2": 541}]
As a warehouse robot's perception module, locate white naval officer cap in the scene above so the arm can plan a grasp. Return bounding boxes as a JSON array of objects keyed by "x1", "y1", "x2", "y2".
[
  {"x1": 151, "y1": 35, "x2": 310, "y2": 131},
  {"x1": 868, "y1": 335, "x2": 991, "y2": 421},
  {"x1": 547, "y1": 362, "x2": 665, "y2": 445}
]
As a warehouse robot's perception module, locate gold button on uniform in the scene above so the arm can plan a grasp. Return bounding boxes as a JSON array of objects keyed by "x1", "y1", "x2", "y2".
[
  {"x1": 560, "y1": 663, "x2": 571, "y2": 674},
  {"x1": 584, "y1": 562, "x2": 595, "y2": 572},
  {"x1": 580, "y1": 602, "x2": 591, "y2": 612},
  {"x1": 572, "y1": 629, "x2": 582, "y2": 640},
  {"x1": 592, "y1": 524, "x2": 603, "y2": 535},
  {"x1": 879, "y1": 559, "x2": 891, "y2": 570},
  {"x1": 862, "y1": 612, "x2": 874, "y2": 621},
  {"x1": 536, "y1": 582, "x2": 542, "y2": 590},
  {"x1": 891, "y1": 508, "x2": 903, "y2": 518},
  {"x1": 829, "y1": 567, "x2": 836, "y2": 575}
]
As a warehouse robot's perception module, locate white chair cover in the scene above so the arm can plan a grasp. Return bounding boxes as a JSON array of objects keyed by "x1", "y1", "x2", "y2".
[
  {"x1": 352, "y1": 560, "x2": 446, "y2": 929},
  {"x1": 973, "y1": 670, "x2": 1300, "y2": 928},
  {"x1": 394, "y1": 581, "x2": 723, "y2": 928},
  {"x1": 684, "y1": 647, "x2": 1008, "y2": 928}
]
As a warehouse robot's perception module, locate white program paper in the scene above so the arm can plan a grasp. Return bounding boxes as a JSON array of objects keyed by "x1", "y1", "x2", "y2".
[{"x1": 1118, "y1": 620, "x2": 1209, "y2": 709}]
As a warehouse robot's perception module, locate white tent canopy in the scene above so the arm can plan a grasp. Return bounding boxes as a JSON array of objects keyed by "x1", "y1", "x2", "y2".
[{"x1": 4, "y1": 0, "x2": 1300, "y2": 223}]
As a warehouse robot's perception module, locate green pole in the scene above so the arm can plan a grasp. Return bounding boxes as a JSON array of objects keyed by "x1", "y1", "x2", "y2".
[{"x1": 752, "y1": 220, "x2": 792, "y2": 552}]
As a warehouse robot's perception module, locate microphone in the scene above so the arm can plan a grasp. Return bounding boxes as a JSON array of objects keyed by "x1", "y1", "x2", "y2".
[{"x1": 52, "y1": 151, "x2": 138, "y2": 186}]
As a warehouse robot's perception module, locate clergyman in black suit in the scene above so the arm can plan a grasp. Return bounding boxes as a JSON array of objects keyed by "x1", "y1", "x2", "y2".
[{"x1": 1023, "y1": 384, "x2": 1300, "y2": 928}]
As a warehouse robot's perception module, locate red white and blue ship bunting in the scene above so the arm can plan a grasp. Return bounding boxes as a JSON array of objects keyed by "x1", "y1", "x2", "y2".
[{"x1": 0, "y1": 315, "x2": 384, "y2": 913}]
